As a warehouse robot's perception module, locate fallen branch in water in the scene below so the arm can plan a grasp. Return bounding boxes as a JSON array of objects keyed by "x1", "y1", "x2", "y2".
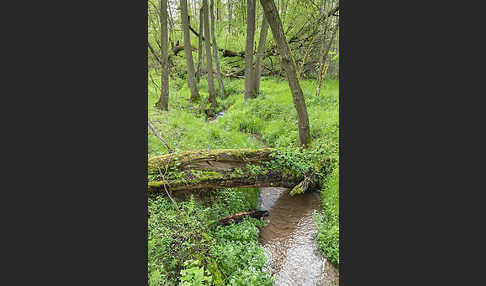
[{"x1": 218, "y1": 210, "x2": 269, "y2": 226}]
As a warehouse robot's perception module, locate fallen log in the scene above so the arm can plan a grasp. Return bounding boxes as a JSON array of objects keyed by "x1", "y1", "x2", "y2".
[
  {"x1": 218, "y1": 210, "x2": 269, "y2": 226},
  {"x1": 147, "y1": 148, "x2": 323, "y2": 193},
  {"x1": 221, "y1": 66, "x2": 245, "y2": 78},
  {"x1": 170, "y1": 43, "x2": 244, "y2": 59},
  {"x1": 222, "y1": 49, "x2": 245, "y2": 58}
]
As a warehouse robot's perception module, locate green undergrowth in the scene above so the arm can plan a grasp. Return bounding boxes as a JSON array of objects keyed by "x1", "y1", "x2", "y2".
[
  {"x1": 148, "y1": 70, "x2": 339, "y2": 284},
  {"x1": 148, "y1": 188, "x2": 273, "y2": 286},
  {"x1": 314, "y1": 164, "x2": 339, "y2": 266},
  {"x1": 148, "y1": 72, "x2": 264, "y2": 158}
]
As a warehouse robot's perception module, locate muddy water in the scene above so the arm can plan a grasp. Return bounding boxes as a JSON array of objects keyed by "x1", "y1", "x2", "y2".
[{"x1": 258, "y1": 187, "x2": 339, "y2": 286}]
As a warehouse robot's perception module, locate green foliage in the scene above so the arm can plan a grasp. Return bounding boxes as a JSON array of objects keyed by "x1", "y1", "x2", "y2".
[
  {"x1": 315, "y1": 165, "x2": 339, "y2": 265},
  {"x1": 179, "y1": 260, "x2": 213, "y2": 286},
  {"x1": 213, "y1": 78, "x2": 339, "y2": 153},
  {"x1": 212, "y1": 218, "x2": 274, "y2": 285},
  {"x1": 147, "y1": 72, "x2": 340, "y2": 283},
  {"x1": 148, "y1": 195, "x2": 214, "y2": 284},
  {"x1": 148, "y1": 186, "x2": 266, "y2": 285},
  {"x1": 268, "y1": 145, "x2": 334, "y2": 179}
]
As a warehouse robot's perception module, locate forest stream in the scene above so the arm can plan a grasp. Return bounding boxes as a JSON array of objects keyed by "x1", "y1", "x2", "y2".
[{"x1": 258, "y1": 187, "x2": 339, "y2": 286}]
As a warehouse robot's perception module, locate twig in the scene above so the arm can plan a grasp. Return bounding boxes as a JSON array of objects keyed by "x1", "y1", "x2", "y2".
[{"x1": 148, "y1": 119, "x2": 174, "y2": 153}]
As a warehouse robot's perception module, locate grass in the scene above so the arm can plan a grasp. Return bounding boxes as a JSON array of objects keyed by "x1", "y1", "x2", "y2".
[{"x1": 148, "y1": 69, "x2": 339, "y2": 284}]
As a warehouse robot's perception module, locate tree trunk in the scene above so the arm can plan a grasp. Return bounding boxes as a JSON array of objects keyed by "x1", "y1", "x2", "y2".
[
  {"x1": 297, "y1": 36, "x2": 314, "y2": 80},
  {"x1": 228, "y1": 0, "x2": 232, "y2": 33},
  {"x1": 244, "y1": 0, "x2": 257, "y2": 100},
  {"x1": 260, "y1": 0, "x2": 310, "y2": 148},
  {"x1": 216, "y1": 0, "x2": 220, "y2": 20},
  {"x1": 172, "y1": 45, "x2": 197, "y2": 55},
  {"x1": 316, "y1": 5, "x2": 338, "y2": 97},
  {"x1": 210, "y1": 0, "x2": 225, "y2": 99},
  {"x1": 203, "y1": 0, "x2": 217, "y2": 107},
  {"x1": 279, "y1": 0, "x2": 286, "y2": 25},
  {"x1": 148, "y1": 41, "x2": 161, "y2": 64},
  {"x1": 254, "y1": 15, "x2": 269, "y2": 95},
  {"x1": 147, "y1": 148, "x2": 325, "y2": 193},
  {"x1": 180, "y1": 0, "x2": 200, "y2": 101},
  {"x1": 167, "y1": 0, "x2": 175, "y2": 45},
  {"x1": 196, "y1": 7, "x2": 204, "y2": 83},
  {"x1": 316, "y1": 25, "x2": 337, "y2": 96},
  {"x1": 156, "y1": 0, "x2": 170, "y2": 111}
]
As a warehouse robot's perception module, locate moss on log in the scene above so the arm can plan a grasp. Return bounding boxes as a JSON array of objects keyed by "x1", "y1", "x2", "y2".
[{"x1": 147, "y1": 148, "x2": 319, "y2": 193}]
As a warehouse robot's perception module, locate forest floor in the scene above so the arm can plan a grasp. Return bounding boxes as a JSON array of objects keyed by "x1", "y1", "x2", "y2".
[{"x1": 147, "y1": 72, "x2": 339, "y2": 285}]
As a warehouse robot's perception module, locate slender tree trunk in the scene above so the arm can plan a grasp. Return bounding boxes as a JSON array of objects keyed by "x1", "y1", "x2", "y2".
[
  {"x1": 156, "y1": 0, "x2": 169, "y2": 111},
  {"x1": 253, "y1": 15, "x2": 269, "y2": 95},
  {"x1": 228, "y1": 0, "x2": 232, "y2": 33},
  {"x1": 216, "y1": 0, "x2": 220, "y2": 20},
  {"x1": 244, "y1": 0, "x2": 257, "y2": 100},
  {"x1": 316, "y1": 1, "x2": 338, "y2": 96},
  {"x1": 148, "y1": 41, "x2": 161, "y2": 64},
  {"x1": 180, "y1": 0, "x2": 200, "y2": 101},
  {"x1": 316, "y1": 23, "x2": 337, "y2": 96},
  {"x1": 260, "y1": 0, "x2": 310, "y2": 148},
  {"x1": 167, "y1": 0, "x2": 175, "y2": 47},
  {"x1": 210, "y1": 0, "x2": 225, "y2": 99},
  {"x1": 196, "y1": 7, "x2": 204, "y2": 83},
  {"x1": 203, "y1": 0, "x2": 217, "y2": 107},
  {"x1": 280, "y1": 0, "x2": 286, "y2": 25},
  {"x1": 297, "y1": 29, "x2": 319, "y2": 80}
]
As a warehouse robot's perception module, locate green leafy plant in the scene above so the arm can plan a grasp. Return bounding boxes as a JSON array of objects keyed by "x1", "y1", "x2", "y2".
[{"x1": 179, "y1": 260, "x2": 212, "y2": 286}]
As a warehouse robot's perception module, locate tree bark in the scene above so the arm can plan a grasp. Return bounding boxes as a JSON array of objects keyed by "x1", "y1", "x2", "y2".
[
  {"x1": 260, "y1": 0, "x2": 311, "y2": 148},
  {"x1": 279, "y1": 0, "x2": 287, "y2": 25},
  {"x1": 147, "y1": 148, "x2": 323, "y2": 193},
  {"x1": 196, "y1": 7, "x2": 204, "y2": 83},
  {"x1": 188, "y1": 23, "x2": 202, "y2": 39},
  {"x1": 167, "y1": 1, "x2": 175, "y2": 47},
  {"x1": 203, "y1": 0, "x2": 217, "y2": 107},
  {"x1": 180, "y1": 0, "x2": 200, "y2": 101},
  {"x1": 244, "y1": 0, "x2": 257, "y2": 100},
  {"x1": 228, "y1": 0, "x2": 232, "y2": 33},
  {"x1": 315, "y1": 24, "x2": 337, "y2": 96},
  {"x1": 316, "y1": 3, "x2": 338, "y2": 96},
  {"x1": 172, "y1": 45, "x2": 197, "y2": 55},
  {"x1": 148, "y1": 41, "x2": 161, "y2": 64},
  {"x1": 254, "y1": 15, "x2": 269, "y2": 95},
  {"x1": 216, "y1": 0, "x2": 220, "y2": 20},
  {"x1": 210, "y1": 0, "x2": 225, "y2": 99},
  {"x1": 155, "y1": 0, "x2": 170, "y2": 110}
]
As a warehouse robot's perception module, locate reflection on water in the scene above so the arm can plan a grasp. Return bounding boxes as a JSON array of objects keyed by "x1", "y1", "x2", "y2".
[{"x1": 259, "y1": 187, "x2": 339, "y2": 286}]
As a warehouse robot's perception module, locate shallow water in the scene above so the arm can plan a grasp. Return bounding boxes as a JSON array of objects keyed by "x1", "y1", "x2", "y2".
[{"x1": 258, "y1": 187, "x2": 339, "y2": 286}]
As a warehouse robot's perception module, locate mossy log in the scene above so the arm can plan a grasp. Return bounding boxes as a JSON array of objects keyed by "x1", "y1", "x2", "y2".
[{"x1": 147, "y1": 148, "x2": 318, "y2": 193}]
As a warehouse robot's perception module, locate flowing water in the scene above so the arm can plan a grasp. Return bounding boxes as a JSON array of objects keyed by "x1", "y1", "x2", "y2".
[{"x1": 258, "y1": 187, "x2": 339, "y2": 286}]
